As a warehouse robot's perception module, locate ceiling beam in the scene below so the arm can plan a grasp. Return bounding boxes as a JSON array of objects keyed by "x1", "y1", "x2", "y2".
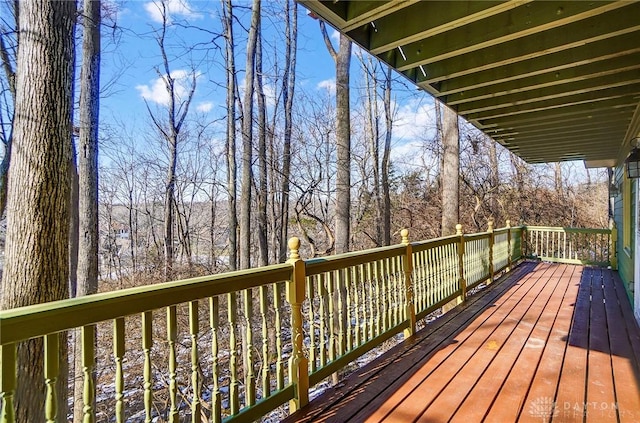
[
  {"x1": 436, "y1": 32, "x2": 640, "y2": 96},
  {"x1": 394, "y1": 1, "x2": 626, "y2": 72}
]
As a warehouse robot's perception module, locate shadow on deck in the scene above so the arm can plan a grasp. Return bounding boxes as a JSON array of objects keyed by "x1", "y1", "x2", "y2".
[{"x1": 284, "y1": 262, "x2": 640, "y2": 423}]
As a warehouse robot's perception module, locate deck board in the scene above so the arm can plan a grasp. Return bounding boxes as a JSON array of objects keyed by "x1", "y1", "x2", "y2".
[{"x1": 284, "y1": 262, "x2": 640, "y2": 423}]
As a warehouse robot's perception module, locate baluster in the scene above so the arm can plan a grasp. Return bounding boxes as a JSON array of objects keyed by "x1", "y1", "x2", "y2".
[
  {"x1": 306, "y1": 277, "x2": 317, "y2": 373},
  {"x1": 0, "y1": 344, "x2": 16, "y2": 423},
  {"x1": 273, "y1": 282, "x2": 284, "y2": 390},
  {"x1": 327, "y1": 272, "x2": 336, "y2": 363},
  {"x1": 113, "y1": 318, "x2": 125, "y2": 423},
  {"x1": 166, "y1": 306, "x2": 178, "y2": 422},
  {"x1": 353, "y1": 265, "x2": 361, "y2": 347},
  {"x1": 227, "y1": 293, "x2": 240, "y2": 414},
  {"x1": 382, "y1": 258, "x2": 390, "y2": 331},
  {"x1": 81, "y1": 325, "x2": 96, "y2": 423},
  {"x1": 393, "y1": 255, "x2": 401, "y2": 324},
  {"x1": 44, "y1": 334, "x2": 59, "y2": 423},
  {"x1": 189, "y1": 301, "x2": 201, "y2": 422},
  {"x1": 336, "y1": 269, "x2": 346, "y2": 357},
  {"x1": 366, "y1": 262, "x2": 375, "y2": 340},
  {"x1": 317, "y1": 274, "x2": 327, "y2": 366},
  {"x1": 243, "y1": 288, "x2": 256, "y2": 406},
  {"x1": 346, "y1": 266, "x2": 355, "y2": 351},
  {"x1": 374, "y1": 260, "x2": 383, "y2": 336},
  {"x1": 142, "y1": 312, "x2": 153, "y2": 423},
  {"x1": 259, "y1": 285, "x2": 270, "y2": 398},
  {"x1": 209, "y1": 297, "x2": 221, "y2": 423}
]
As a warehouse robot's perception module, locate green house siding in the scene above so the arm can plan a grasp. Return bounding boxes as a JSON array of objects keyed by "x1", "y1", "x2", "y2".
[{"x1": 613, "y1": 165, "x2": 635, "y2": 303}]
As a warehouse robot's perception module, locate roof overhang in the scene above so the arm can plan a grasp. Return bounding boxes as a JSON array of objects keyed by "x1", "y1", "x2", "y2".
[{"x1": 300, "y1": 0, "x2": 640, "y2": 166}]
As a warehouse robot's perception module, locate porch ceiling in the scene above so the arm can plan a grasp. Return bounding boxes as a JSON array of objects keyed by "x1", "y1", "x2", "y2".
[{"x1": 299, "y1": 0, "x2": 640, "y2": 165}]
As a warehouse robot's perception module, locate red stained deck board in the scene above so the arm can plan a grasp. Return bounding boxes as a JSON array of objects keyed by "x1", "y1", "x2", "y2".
[
  {"x1": 373, "y1": 264, "x2": 559, "y2": 422},
  {"x1": 285, "y1": 263, "x2": 640, "y2": 423},
  {"x1": 554, "y1": 266, "x2": 592, "y2": 423},
  {"x1": 519, "y1": 266, "x2": 581, "y2": 423},
  {"x1": 482, "y1": 265, "x2": 573, "y2": 423},
  {"x1": 584, "y1": 268, "x2": 618, "y2": 423},
  {"x1": 601, "y1": 269, "x2": 640, "y2": 422},
  {"x1": 456, "y1": 265, "x2": 578, "y2": 423},
  {"x1": 424, "y1": 265, "x2": 572, "y2": 423}
]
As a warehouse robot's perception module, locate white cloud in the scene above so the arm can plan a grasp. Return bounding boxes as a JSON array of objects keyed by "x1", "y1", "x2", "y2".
[
  {"x1": 144, "y1": 0, "x2": 202, "y2": 23},
  {"x1": 136, "y1": 69, "x2": 198, "y2": 106},
  {"x1": 330, "y1": 28, "x2": 340, "y2": 43},
  {"x1": 196, "y1": 101, "x2": 213, "y2": 113},
  {"x1": 393, "y1": 97, "x2": 437, "y2": 143},
  {"x1": 317, "y1": 78, "x2": 336, "y2": 92}
]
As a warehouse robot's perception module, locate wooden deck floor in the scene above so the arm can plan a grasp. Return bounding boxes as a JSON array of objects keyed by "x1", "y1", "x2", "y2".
[{"x1": 285, "y1": 262, "x2": 640, "y2": 423}]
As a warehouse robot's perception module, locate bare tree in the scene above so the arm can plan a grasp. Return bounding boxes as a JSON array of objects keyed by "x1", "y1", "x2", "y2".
[
  {"x1": 0, "y1": 0, "x2": 17, "y2": 218},
  {"x1": 239, "y1": 0, "x2": 260, "y2": 270},
  {"x1": 278, "y1": 0, "x2": 297, "y2": 262},
  {"x1": 222, "y1": 0, "x2": 238, "y2": 271},
  {"x1": 0, "y1": 1, "x2": 76, "y2": 421},
  {"x1": 439, "y1": 101, "x2": 459, "y2": 236},
  {"x1": 143, "y1": 0, "x2": 196, "y2": 280},
  {"x1": 320, "y1": 21, "x2": 352, "y2": 254},
  {"x1": 73, "y1": 1, "x2": 101, "y2": 419}
]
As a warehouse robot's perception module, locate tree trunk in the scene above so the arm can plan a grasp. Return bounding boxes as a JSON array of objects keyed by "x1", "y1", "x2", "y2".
[
  {"x1": 0, "y1": 1, "x2": 76, "y2": 421},
  {"x1": 381, "y1": 66, "x2": 393, "y2": 246},
  {"x1": 222, "y1": 0, "x2": 238, "y2": 271},
  {"x1": 321, "y1": 23, "x2": 352, "y2": 254},
  {"x1": 239, "y1": 0, "x2": 260, "y2": 270},
  {"x1": 256, "y1": 22, "x2": 268, "y2": 267},
  {"x1": 440, "y1": 102, "x2": 459, "y2": 236},
  {"x1": 278, "y1": 0, "x2": 297, "y2": 262},
  {"x1": 73, "y1": 1, "x2": 101, "y2": 419}
]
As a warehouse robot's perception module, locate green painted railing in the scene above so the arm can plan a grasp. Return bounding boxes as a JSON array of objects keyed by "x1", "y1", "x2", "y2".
[
  {"x1": 524, "y1": 225, "x2": 615, "y2": 267},
  {"x1": 0, "y1": 222, "x2": 609, "y2": 422}
]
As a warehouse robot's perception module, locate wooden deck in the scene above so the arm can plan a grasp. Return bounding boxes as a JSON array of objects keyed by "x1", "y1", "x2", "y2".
[{"x1": 285, "y1": 262, "x2": 640, "y2": 423}]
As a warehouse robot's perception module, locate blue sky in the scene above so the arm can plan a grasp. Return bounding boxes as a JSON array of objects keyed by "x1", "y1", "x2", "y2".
[{"x1": 97, "y1": 0, "x2": 439, "y2": 167}]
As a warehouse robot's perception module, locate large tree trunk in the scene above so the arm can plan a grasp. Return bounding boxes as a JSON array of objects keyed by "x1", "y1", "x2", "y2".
[
  {"x1": 256, "y1": 23, "x2": 268, "y2": 267},
  {"x1": 222, "y1": 0, "x2": 238, "y2": 271},
  {"x1": 239, "y1": 0, "x2": 260, "y2": 270},
  {"x1": 335, "y1": 34, "x2": 352, "y2": 254},
  {"x1": 278, "y1": 0, "x2": 297, "y2": 262},
  {"x1": 73, "y1": 0, "x2": 101, "y2": 420},
  {"x1": 321, "y1": 23, "x2": 352, "y2": 254},
  {"x1": 440, "y1": 102, "x2": 459, "y2": 236},
  {"x1": 0, "y1": 1, "x2": 76, "y2": 421},
  {"x1": 381, "y1": 66, "x2": 393, "y2": 246}
]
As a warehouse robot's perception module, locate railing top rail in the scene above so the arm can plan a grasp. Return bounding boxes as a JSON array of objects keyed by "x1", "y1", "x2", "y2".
[
  {"x1": 305, "y1": 244, "x2": 406, "y2": 276},
  {"x1": 0, "y1": 263, "x2": 293, "y2": 345},
  {"x1": 410, "y1": 234, "x2": 458, "y2": 252},
  {"x1": 464, "y1": 232, "x2": 490, "y2": 241},
  {"x1": 524, "y1": 225, "x2": 611, "y2": 234}
]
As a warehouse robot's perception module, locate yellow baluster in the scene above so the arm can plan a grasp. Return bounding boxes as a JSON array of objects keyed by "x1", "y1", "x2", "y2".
[
  {"x1": 113, "y1": 318, "x2": 125, "y2": 423},
  {"x1": 44, "y1": 335, "x2": 59, "y2": 423},
  {"x1": 227, "y1": 293, "x2": 239, "y2": 414},
  {"x1": 189, "y1": 301, "x2": 201, "y2": 422},
  {"x1": 166, "y1": 306, "x2": 178, "y2": 422},
  {"x1": 274, "y1": 282, "x2": 284, "y2": 389},
  {"x1": 243, "y1": 288, "x2": 256, "y2": 406},
  {"x1": 81, "y1": 325, "x2": 96, "y2": 423},
  {"x1": 259, "y1": 285, "x2": 270, "y2": 398},
  {"x1": 306, "y1": 277, "x2": 317, "y2": 373},
  {"x1": 209, "y1": 297, "x2": 221, "y2": 423},
  {"x1": 142, "y1": 312, "x2": 153, "y2": 423}
]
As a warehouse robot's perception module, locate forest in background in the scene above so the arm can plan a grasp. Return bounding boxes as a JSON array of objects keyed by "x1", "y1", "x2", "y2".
[{"x1": 0, "y1": 0, "x2": 609, "y2": 287}]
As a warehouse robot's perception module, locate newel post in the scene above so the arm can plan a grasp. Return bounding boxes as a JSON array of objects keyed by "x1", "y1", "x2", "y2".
[
  {"x1": 456, "y1": 224, "x2": 467, "y2": 304},
  {"x1": 506, "y1": 220, "x2": 512, "y2": 271},
  {"x1": 401, "y1": 229, "x2": 416, "y2": 338},
  {"x1": 487, "y1": 219, "x2": 495, "y2": 284},
  {"x1": 610, "y1": 221, "x2": 618, "y2": 270},
  {"x1": 286, "y1": 237, "x2": 309, "y2": 411}
]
